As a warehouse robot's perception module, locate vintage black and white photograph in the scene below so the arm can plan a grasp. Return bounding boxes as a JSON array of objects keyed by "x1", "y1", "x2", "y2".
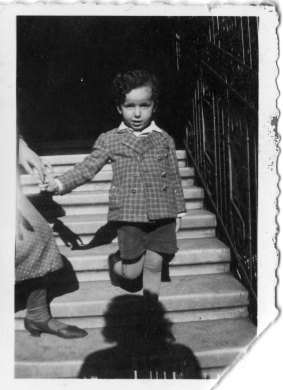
[{"x1": 0, "y1": 3, "x2": 279, "y2": 389}]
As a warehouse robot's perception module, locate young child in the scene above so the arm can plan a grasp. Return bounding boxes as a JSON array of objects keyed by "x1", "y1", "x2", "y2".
[{"x1": 42, "y1": 70, "x2": 186, "y2": 336}]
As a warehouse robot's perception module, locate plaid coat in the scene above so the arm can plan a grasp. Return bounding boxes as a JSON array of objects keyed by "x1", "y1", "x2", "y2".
[{"x1": 58, "y1": 128, "x2": 186, "y2": 222}]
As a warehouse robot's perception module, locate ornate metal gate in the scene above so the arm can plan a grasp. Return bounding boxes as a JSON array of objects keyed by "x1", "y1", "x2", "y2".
[{"x1": 174, "y1": 17, "x2": 258, "y2": 320}]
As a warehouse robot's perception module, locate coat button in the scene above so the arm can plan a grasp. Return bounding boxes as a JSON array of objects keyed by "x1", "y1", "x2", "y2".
[
  {"x1": 157, "y1": 155, "x2": 162, "y2": 161},
  {"x1": 134, "y1": 173, "x2": 139, "y2": 178},
  {"x1": 138, "y1": 156, "x2": 143, "y2": 162},
  {"x1": 161, "y1": 171, "x2": 166, "y2": 177},
  {"x1": 163, "y1": 185, "x2": 167, "y2": 191},
  {"x1": 132, "y1": 189, "x2": 136, "y2": 194}
]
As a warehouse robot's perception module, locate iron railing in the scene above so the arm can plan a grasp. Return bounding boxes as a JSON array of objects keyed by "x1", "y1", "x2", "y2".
[{"x1": 174, "y1": 17, "x2": 258, "y2": 320}]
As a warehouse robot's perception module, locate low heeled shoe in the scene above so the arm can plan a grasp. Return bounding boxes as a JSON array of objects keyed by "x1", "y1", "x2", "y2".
[{"x1": 24, "y1": 318, "x2": 88, "y2": 339}]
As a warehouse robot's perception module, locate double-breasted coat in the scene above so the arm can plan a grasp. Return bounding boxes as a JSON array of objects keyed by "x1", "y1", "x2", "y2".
[{"x1": 58, "y1": 128, "x2": 186, "y2": 222}]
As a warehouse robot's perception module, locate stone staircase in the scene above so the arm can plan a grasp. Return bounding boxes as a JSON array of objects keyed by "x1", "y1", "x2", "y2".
[{"x1": 15, "y1": 150, "x2": 256, "y2": 379}]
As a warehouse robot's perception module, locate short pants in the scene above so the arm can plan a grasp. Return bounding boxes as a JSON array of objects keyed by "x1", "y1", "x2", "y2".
[{"x1": 117, "y1": 219, "x2": 178, "y2": 264}]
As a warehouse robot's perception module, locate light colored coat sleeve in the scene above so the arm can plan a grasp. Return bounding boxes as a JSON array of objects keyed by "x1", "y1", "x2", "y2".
[
  {"x1": 167, "y1": 135, "x2": 187, "y2": 215},
  {"x1": 58, "y1": 133, "x2": 110, "y2": 194}
]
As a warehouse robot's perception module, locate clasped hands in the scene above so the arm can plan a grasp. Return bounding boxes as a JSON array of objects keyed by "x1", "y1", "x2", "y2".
[
  {"x1": 18, "y1": 138, "x2": 59, "y2": 193},
  {"x1": 38, "y1": 174, "x2": 59, "y2": 193}
]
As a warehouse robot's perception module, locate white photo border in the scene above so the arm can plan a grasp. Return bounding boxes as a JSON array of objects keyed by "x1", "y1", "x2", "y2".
[{"x1": 0, "y1": 3, "x2": 279, "y2": 390}]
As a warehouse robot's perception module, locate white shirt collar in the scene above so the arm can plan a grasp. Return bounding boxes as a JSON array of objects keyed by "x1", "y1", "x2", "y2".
[{"x1": 118, "y1": 121, "x2": 163, "y2": 136}]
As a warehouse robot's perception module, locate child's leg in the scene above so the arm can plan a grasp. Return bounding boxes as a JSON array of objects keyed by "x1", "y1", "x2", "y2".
[
  {"x1": 143, "y1": 250, "x2": 163, "y2": 297},
  {"x1": 113, "y1": 223, "x2": 146, "y2": 282},
  {"x1": 142, "y1": 250, "x2": 176, "y2": 343},
  {"x1": 113, "y1": 255, "x2": 145, "y2": 280}
]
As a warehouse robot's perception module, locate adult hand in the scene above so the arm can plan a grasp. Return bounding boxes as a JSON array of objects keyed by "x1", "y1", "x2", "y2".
[{"x1": 18, "y1": 138, "x2": 53, "y2": 182}]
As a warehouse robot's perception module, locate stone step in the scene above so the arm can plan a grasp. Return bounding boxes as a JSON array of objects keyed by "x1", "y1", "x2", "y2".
[
  {"x1": 58, "y1": 187, "x2": 202, "y2": 204},
  {"x1": 38, "y1": 150, "x2": 187, "y2": 166},
  {"x1": 52, "y1": 210, "x2": 217, "y2": 246},
  {"x1": 53, "y1": 201, "x2": 204, "y2": 216},
  {"x1": 15, "y1": 317, "x2": 256, "y2": 379},
  {"x1": 54, "y1": 209, "x2": 216, "y2": 234},
  {"x1": 55, "y1": 227, "x2": 215, "y2": 245},
  {"x1": 15, "y1": 273, "x2": 249, "y2": 330},
  {"x1": 53, "y1": 186, "x2": 203, "y2": 214},
  {"x1": 52, "y1": 237, "x2": 230, "y2": 282},
  {"x1": 21, "y1": 167, "x2": 195, "y2": 195},
  {"x1": 19, "y1": 151, "x2": 188, "y2": 178},
  {"x1": 26, "y1": 186, "x2": 204, "y2": 217}
]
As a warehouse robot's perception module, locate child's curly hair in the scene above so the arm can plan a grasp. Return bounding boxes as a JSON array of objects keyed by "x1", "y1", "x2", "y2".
[{"x1": 113, "y1": 70, "x2": 160, "y2": 105}]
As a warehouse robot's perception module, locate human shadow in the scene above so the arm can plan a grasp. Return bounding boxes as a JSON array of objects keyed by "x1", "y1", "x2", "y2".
[
  {"x1": 78, "y1": 294, "x2": 202, "y2": 379},
  {"x1": 29, "y1": 193, "x2": 85, "y2": 249},
  {"x1": 28, "y1": 192, "x2": 66, "y2": 222},
  {"x1": 52, "y1": 219, "x2": 84, "y2": 250},
  {"x1": 15, "y1": 255, "x2": 79, "y2": 312},
  {"x1": 79, "y1": 221, "x2": 118, "y2": 250},
  {"x1": 29, "y1": 192, "x2": 118, "y2": 250}
]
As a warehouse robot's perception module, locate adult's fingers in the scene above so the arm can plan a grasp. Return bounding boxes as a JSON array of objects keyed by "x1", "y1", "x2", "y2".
[
  {"x1": 34, "y1": 158, "x2": 46, "y2": 182},
  {"x1": 38, "y1": 183, "x2": 49, "y2": 191},
  {"x1": 21, "y1": 160, "x2": 34, "y2": 177}
]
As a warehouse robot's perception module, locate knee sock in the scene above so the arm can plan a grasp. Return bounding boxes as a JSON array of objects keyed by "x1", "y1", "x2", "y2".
[
  {"x1": 26, "y1": 288, "x2": 51, "y2": 322},
  {"x1": 143, "y1": 250, "x2": 163, "y2": 298},
  {"x1": 26, "y1": 288, "x2": 73, "y2": 330},
  {"x1": 113, "y1": 261, "x2": 123, "y2": 276},
  {"x1": 25, "y1": 283, "x2": 72, "y2": 330},
  {"x1": 113, "y1": 256, "x2": 144, "y2": 280}
]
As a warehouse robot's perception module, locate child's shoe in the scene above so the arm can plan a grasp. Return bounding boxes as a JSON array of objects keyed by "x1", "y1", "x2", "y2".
[
  {"x1": 108, "y1": 252, "x2": 143, "y2": 293},
  {"x1": 108, "y1": 252, "x2": 121, "y2": 287}
]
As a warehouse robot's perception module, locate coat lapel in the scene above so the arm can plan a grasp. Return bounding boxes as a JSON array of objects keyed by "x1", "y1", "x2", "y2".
[
  {"x1": 139, "y1": 131, "x2": 167, "y2": 155},
  {"x1": 119, "y1": 128, "x2": 167, "y2": 155}
]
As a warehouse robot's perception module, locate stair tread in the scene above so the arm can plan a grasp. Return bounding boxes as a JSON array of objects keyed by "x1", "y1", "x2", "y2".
[
  {"x1": 50, "y1": 186, "x2": 203, "y2": 204},
  {"x1": 51, "y1": 210, "x2": 216, "y2": 238},
  {"x1": 20, "y1": 166, "x2": 195, "y2": 185},
  {"x1": 54, "y1": 273, "x2": 247, "y2": 303},
  {"x1": 15, "y1": 317, "x2": 256, "y2": 368},
  {"x1": 54, "y1": 186, "x2": 201, "y2": 195},
  {"x1": 55, "y1": 209, "x2": 215, "y2": 225},
  {"x1": 58, "y1": 237, "x2": 229, "y2": 259},
  {"x1": 39, "y1": 150, "x2": 187, "y2": 164},
  {"x1": 15, "y1": 273, "x2": 248, "y2": 320}
]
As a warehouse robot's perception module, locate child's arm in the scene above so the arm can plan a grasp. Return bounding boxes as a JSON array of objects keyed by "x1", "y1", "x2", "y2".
[
  {"x1": 167, "y1": 136, "x2": 187, "y2": 215},
  {"x1": 41, "y1": 133, "x2": 110, "y2": 195}
]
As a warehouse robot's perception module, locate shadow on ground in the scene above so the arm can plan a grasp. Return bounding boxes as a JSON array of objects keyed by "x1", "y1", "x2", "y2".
[{"x1": 78, "y1": 294, "x2": 202, "y2": 379}]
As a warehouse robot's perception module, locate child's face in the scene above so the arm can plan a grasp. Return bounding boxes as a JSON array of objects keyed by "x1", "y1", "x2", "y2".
[{"x1": 117, "y1": 86, "x2": 156, "y2": 131}]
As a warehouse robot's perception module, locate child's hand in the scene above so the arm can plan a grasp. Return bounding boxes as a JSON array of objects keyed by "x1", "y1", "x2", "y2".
[
  {"x1": 176, "y1": 217, "x2": 181, "y2": 233},
  {"x1": 39, "y1": 174, "x2": 59, "y2": 193}
]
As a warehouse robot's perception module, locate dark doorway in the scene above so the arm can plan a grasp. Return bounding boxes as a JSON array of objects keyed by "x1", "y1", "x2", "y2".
[{"x1": 17, "y1": 16, "x2": 195, "y2": 153}]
